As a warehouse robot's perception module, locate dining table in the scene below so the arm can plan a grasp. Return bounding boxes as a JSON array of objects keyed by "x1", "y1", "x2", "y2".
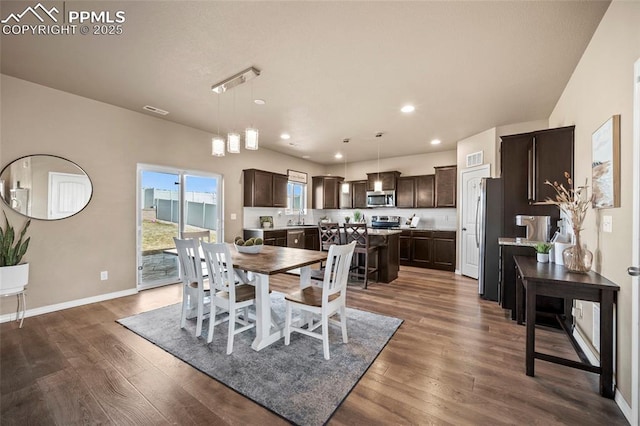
[
  {"x1": 227, "y1": 243, "x2": 328, "y2": 350},
  {"x1": 168, "y1": 243, "x2": 328, "y2": 351}
]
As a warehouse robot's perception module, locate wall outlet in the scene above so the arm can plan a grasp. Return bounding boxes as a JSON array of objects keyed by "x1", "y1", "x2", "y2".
[
  {"x1": 230, "y1": 213, "x2": 237, "y2": 220},
  {"x1": 602, "y1": 215, "x2": 612, "y2": 233},
  {"x1": 100, "y1": 271, "x2": 108, "y2": 281},
  {"x1": 572, "y1": 302, "x2": 583, "y2": 319}
]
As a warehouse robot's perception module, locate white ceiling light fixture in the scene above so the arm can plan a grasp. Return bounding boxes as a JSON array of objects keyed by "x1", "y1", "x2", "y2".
[
  {"x1": 281, "y1": 133, "x2": 291, "y2": 140},
  {"x1": 211, "y1": 95, "x2": 225, "y2": 157},
  {"x1": 431, "y1": 139, "x2": 441, "y2": 145},
  {"x1": 211, "y1": 66, "x2": 260, "y2": 94},
  {"x1": 401, "y1": 105, "x2": 415, "y2": 113},
  {"x1": 342, "y1": 138, "x2": 350, "y2": 193},
  {"x1": 335, "y1": 153, "x2": 343, "y2": 159},
  {"x1": 211, "y1": 66, "x2": 262, "y2": 154},
  {"x1": 374, "y1": 133, "x2": 383, "y2": 192},
  {"x1": 245, "y1": 78, "x2": 259, "y2": 150},
  {"x1": 228, "y1": 89, "x2": 241, "y2": 154}
]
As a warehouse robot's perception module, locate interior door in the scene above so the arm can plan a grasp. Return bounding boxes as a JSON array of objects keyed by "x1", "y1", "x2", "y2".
[
  {"x1": 460, "y1": 164, "x2": 490, "y2": 278},
  {"x1": 631, "y1": 58, "x2": 640, "y2": 426}
]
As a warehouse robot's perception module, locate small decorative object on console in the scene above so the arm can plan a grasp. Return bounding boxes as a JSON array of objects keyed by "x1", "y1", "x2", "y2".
[
  {"x1": 535, "y1": 243, "x2": 552, "y2": 263},
  {"x1": 544, "y1": 172, "x2": 593, "y2": 272}
]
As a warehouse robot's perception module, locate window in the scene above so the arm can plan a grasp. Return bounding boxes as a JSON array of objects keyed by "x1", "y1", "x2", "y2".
[{"x1": 286, "y1": 181, "x2": 306, "y2": 214}]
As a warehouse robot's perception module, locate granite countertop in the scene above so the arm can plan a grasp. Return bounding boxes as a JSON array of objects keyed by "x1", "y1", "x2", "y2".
[
  {"x1": 245, "y1": 225, "x2": 456, "y2": 233},
  {"x1": 498, "y1": 237, "x2": 546, "y2": 247}
]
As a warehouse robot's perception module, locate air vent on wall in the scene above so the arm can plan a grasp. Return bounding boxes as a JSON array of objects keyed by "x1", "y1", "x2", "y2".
[
  {"x1": 143, "y1": 105, "x2": 169, "y2": 115},
  {"x1": 466, "y1": 151, "x2": 483, "y2": 168}
]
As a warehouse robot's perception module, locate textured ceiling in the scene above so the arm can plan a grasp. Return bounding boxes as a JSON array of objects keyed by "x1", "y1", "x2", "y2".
[{"x1": 0, "y1": 1, "x2": 610, "y2": 164}]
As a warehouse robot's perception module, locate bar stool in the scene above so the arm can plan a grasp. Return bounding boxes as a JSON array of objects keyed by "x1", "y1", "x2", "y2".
[{"x1": 343, "y1": 223, "x2": 379, "y2": 288}]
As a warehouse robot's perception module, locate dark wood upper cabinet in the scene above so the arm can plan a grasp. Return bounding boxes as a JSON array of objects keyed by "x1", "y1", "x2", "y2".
[
  {"x1": 312, "y1": 176, "x2": 343, "y2": 209},
  {"x1": 500, "y1": 126, "x2": 573, "y2": 238},
  {"x1": 244, "y1": 169, "x2": 288, "y2": 207},
  {"x1": 434, "y1": 165, "x2": 457, "y2": 207},
  {"x1": 396, "y1": 177, "x2": 416, "y2": 208},
  {"x1": 272, "y1": 173, "x2": 289, "y2": 207},
  {"x1": 530, "y1": 126, "x2": 574, "y2": 204},
  {"x1": 352, "y1": 180, "x2": 367, "y2": 209},
  {"x1": 416, "y1": 174, "x2": 435, "y2": 208},
  {"x1": 366, "y1": 171, "x2": 401, "y2": 191}
]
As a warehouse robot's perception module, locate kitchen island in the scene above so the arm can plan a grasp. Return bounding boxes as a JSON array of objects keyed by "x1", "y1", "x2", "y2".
[{"x1": 244, "y1": 226, "x2": 402, "y2": 283}]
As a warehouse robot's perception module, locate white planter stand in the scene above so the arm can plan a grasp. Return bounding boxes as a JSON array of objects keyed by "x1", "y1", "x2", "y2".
[{"x1": 0, "y1": 263, "x2": 29, "y2": 327}]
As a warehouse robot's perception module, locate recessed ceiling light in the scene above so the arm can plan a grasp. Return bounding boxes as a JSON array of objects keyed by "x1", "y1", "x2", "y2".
[
  {"x1": 401, "y1": 105, "x2": 415, "y2": 113},
  {"x1": 254, "y1": 99, "x2": 266, "y2": 105},
  {"x1": 431, "y1": 139, "x2": 441, "y2": 145},
  {"x1": 302, "y1": 155, "x2": 310, "y2": 159},
  {"x1": 335, "y1": 153, "x2": 343, "y2": 159},
  {"x1": 280, "y1": 133, "x2": 291, "y2": 140}
]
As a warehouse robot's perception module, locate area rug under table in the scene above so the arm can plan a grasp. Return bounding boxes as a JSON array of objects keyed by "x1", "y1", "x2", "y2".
[{"x1": 117, "y1": 292, "x2": 403, "y2": 426}]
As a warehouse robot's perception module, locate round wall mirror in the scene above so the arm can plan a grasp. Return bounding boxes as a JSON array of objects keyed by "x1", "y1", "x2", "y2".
[{"x1": 0, "y1": 155, "x2": 93, "y2": 220}]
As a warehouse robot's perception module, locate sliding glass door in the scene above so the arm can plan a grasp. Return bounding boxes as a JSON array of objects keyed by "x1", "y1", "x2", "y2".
[{"x1": 137, "y1": 165, "x2": 222, "y2": 289}]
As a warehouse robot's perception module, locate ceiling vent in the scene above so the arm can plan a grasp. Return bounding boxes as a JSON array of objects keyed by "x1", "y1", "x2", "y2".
[
  {"x1": 466, "y1": 151, "x2": 483, "y2": 168},
  {"x1": 143, "y1": 105, "x2": 169, "y2": 115}
]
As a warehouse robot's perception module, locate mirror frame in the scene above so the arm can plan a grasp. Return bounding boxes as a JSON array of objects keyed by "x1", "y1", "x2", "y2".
[{"x1": 0, "y1": 154, "x2": 93, "y2": 221}]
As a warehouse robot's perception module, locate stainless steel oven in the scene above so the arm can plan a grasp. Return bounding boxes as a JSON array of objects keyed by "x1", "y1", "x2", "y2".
[{"x1": 366, "y1": 190, "x2": 395, "y2": 208}]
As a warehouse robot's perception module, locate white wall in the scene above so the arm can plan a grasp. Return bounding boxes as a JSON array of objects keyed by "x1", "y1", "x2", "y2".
[
  {"x1": 548, "y1": 0, "x2": 640, "y2": 405},
  {"x1": 0, "y1": 75, "x2": 326, "y2": 313}
]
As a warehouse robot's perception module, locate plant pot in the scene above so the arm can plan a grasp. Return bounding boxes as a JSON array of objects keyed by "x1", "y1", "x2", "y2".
[
  {"x1": 0, "y1": 263, "x2": 29, "y2": 294},
  {"x1": 536, "y1": 253, "x2": 549, "y2": 263}
]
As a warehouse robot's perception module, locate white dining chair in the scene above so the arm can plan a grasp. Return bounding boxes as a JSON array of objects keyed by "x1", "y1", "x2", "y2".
[
  {"x1": 174, "y1": 237, "x2": 210, "y2": 337},
  {"x1": 284, "y1": 241, "x2": 356, "y2": 360},
  {"x1": 201, "y1": 242, "x2": 257, "y2": 354}
]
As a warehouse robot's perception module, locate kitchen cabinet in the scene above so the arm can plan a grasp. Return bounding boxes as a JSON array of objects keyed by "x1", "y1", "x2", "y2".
[
  {"x1": 396, "y1": 177, "x2": 416, "y2": 208},
  {"x1": 366, "y1": 171, "x2": 400, "y2": 191},
  {"x1": 304, "y1": 228, "x2": 319, "y2": 251},
  {"x1": 399, "y1": 230, "x2": 456, "y2": 271},
  {"x1": 416, "y1": 174, "x2": 435, "y2": 208},
  {"x1": 396, "y1": 174, "x2": 435, "y2": 208},
  {"x1": 243, "y1": 169, "x2": 288, "y2": 208},
  {"x1": 312, "y1": 176, "x2": 343, "y2": 209},
  {"x1": 434, "y1": 165, "x2": 456, "y2": 207},
  {"x1": 352, "y1": 181, "x2": 367, "y2": 209},
  {"x1": 528, "y1": 126, "x2": 574, "y2": 204},
  {"x1": 500, "y1": 127, "x2": 570, "y2": 238},
  {"x1": 244, "y1": 229, "x2": 287, "y2": 247}
]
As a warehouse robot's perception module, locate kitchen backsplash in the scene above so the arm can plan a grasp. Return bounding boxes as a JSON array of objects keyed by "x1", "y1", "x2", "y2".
[{"x1": 243, "y1": 207, "x2": 457, "y2": 230}]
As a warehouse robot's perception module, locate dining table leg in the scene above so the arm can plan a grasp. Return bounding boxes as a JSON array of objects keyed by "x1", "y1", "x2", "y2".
[{"x1": 251, "y1": 273, "x2": 283, "y2": 351}]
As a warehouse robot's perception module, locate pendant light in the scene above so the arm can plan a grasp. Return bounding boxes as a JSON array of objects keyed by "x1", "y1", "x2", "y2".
[
  {"x1": 227, "y1": 90, "x2": 240, "y2": 153},
  {"x1": 245, "y1": 79, "x2": 259, "y2": 150},
  {"x1": 374, "y1": 133, "x2": 383, "y2": 192},
  {"x1": 212, "y1": 94, "x2": 225, "y2": 156},
  {"x1": 341, "y1": 139, "x2": 350, "y2": 193}
]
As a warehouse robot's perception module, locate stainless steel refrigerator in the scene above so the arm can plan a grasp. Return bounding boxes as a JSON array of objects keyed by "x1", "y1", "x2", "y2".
[{"x1": 477, "y1": 178, "x2": 503, "y2": 301}]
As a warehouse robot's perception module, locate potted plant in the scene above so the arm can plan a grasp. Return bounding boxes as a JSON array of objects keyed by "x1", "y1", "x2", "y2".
[
  {"x1": 0, "y1": 211, "x2": 31, "y2": 293},
  {"x1": 535, "y1": 242, "x2": 552, "y2": 263},
  {"x1": 353, "y1": 210, "x2": 362, "y2": 223}
]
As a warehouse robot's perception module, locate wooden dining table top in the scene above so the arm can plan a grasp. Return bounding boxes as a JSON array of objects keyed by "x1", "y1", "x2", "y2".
[{"x1": 226, "y1": 243, "x2": 327, "y2": 275}]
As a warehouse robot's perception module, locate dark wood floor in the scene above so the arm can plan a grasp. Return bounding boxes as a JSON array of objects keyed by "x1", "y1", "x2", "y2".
[{"x1": 1, "y1": 267, "x2": 628, "y2": 425}]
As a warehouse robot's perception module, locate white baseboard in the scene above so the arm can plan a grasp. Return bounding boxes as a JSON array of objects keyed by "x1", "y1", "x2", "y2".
[
  {"x1": 573, "y1": 328, "x2": 631, "y2": 423},
  {"x1": 455, "y1": 269, "x2": 461, "y2": 275},
  {"x1": 0, "y1": 288, "x2": 138, "y2": 323}
]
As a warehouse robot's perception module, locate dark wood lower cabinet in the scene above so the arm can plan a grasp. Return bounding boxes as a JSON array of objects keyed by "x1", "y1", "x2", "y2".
[
  {"x1": 244, "y1": 228, "x2": 318, "y2": 250},
  {"x1": 244, "y1": 229, "x2": 287, "y2": 247},
  {"x1": 400, "y1": 230, "x2": 456, "y2": 272}
]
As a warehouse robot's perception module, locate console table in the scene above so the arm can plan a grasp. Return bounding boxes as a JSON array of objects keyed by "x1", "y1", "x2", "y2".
[{"x1": 513, "y1": 256, "x2": 620, "y2": 398}]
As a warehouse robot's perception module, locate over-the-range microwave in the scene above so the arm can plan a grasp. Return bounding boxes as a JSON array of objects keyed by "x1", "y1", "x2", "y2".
[{"x1": 366, "y1": 190, "x2": 395, "y2": 208}]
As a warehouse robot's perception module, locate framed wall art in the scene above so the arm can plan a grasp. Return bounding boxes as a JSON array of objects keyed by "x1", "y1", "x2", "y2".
[{"x1": 591, "y1": 114, "x2": 621, "y2": 208}]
